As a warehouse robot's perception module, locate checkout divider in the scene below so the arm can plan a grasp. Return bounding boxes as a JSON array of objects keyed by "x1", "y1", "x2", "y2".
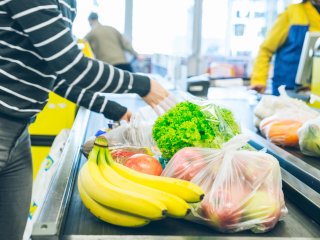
[{"x1": 31, "y1": 93, "x2": 320, "y2": 240}]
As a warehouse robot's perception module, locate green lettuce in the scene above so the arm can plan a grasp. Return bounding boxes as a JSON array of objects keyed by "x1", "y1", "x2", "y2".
[{"x1": 152, "y1": 101, "x2": 240, "y2": 159}]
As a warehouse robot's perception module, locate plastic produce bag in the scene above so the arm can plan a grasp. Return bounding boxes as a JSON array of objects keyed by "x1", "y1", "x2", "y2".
[
  {"x1": 254, "y1": 86, "x2": 319, "y2": 125},
  {"x1": 152, "y1": 98, "x2": 240, "y2": 160},
  {"x1": 81, "y1": 122, "x2": 157, "y2": 157},
  {"x1": 82, "y1": 94, "x2": 179, "y2": 157},
  {"x1": 259, "y1": 115, "x2": 303, "y2": 147},
  {"x1": 298, "y1": 117, "x2": 320, "y2": 157},
  {"x1": 109, "y1": 146, "x2": 154, "y2": 164},
  {"x1": 162, "y1": 135, "x2": 287, "y2": 233}
]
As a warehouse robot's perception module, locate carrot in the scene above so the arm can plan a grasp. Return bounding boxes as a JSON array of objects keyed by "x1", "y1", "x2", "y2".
[{"x1": 267, "y1": 119, "x2": 303, "y2": 146}]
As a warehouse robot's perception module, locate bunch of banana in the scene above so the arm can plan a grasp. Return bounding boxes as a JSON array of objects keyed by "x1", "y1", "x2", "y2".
[{"x1": 78, "y1": 136, "x2": 204, "y2": 227}]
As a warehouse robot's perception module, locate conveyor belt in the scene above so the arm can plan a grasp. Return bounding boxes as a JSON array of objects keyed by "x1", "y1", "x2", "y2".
[
  {"x1": 62, "y1": 154, "x2": 320, "y2": 238},
  {"x1": 32, "y1": 94, "x2": 320, "y2": 239},
  {"x1": 62, "y1": 107, "x2": 320, "y2": 239},
  {"x1": 285, "y1": 147, "x2": 320, "y2": 170}
]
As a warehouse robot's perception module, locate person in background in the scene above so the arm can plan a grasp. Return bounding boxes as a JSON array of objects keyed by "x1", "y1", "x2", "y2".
[
  {"x1": 0, "y1": 1, "x2": 173, "y2": 240},
  {"x1": 250, "y1": 0, "x2": 320, "y2": 95},
  {"x1": 85, "y1": 12, "x2": 139, "y2": 72}
]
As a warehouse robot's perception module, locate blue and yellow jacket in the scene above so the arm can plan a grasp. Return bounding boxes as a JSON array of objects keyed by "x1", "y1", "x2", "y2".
[{"x1": 251, "y1": 1, "x2": 320, "y2": 95}]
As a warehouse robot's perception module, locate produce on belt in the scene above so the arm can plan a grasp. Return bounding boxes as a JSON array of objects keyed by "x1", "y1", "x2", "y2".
[
  {"x1": 77, "y1": 137, "x2": 204, "y2": 227},
  {"x1": 152, "y1": 101, "x2": 240, "y2": 159},
  {"x1": 162, "y1": 135, "x2": 287, "y2": 233},
  {"x1": 260, "y1": 118, "x2": 303, "y2": 147},
  {"x1": 124, "y1": 154, "x2": 163, "y2": 176},
  {"x1": 242, "y1": 191, "x2": 280, "y2": 226},
  {"x1": 298, "y1": 117, "x2": 320, "y2": 157},
  {"x1": 201, "y1": 186, "x2": 249, "y2": 230},
  {"x1": 166, "y1": 148, "x2": 207, "y2": 181},
  {"x1": 110, "y1": 147, "x2": 153, "y2": 164},
  {"x1": 254, "y1": 86, "x2": 319, "y2": 121}
]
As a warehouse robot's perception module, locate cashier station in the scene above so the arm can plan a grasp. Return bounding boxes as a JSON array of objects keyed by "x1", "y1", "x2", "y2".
[{"x1": 30, "y1": 40, "x2": 320, "y2": 239}]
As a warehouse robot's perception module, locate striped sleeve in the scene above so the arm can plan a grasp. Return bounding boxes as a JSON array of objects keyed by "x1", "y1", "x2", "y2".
[
  {"x1": 53, "y1": 80, "x2": 127, "y2": 120},
  {"x1": 4, "y1": 0, "x2": 150, "y2": 120}
]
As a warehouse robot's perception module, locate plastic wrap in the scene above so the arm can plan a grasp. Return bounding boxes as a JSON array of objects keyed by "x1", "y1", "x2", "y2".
[
  {"x1": 257, "y1": 95, "x2": 320, "y2": 147},
  {"x1": 109, "y1": 146, "x2": 154, "y2": 164},
  {"x1": 162, "y1": 135, "x2": 287, "y2": 233},
  {"x1": 298, "y1": 117, "x2": 320, "y2": 157},
  {"x1": 259, "y1": 115, "x2": 303, "y2": 147},
  {"x1": 81, "y1": 94, "x2": 180, "y2": 157},
  {"x1": 152, "y1": 98, "x2": 240, "y2": 160},
  {"x1": 254, "y1": 86, "x2": 319, "y2": 123},
  {"x1": 81, "y1": 107, "x2": 159, "y2": 157}
]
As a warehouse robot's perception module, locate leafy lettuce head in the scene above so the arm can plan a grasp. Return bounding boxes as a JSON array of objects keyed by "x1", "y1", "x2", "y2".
[{"x1": 152, "y1": 101, "x2": 240, "y2": 159}]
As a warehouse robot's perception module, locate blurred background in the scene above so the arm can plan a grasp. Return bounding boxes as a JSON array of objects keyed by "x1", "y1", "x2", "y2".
[{"x1": 73, "y1": 0, "x2": 299, "y2": 84}]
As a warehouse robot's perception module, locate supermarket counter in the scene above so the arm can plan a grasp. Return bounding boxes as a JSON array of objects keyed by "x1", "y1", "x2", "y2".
[{"x1": 32, "y1": 94, "x2": 320, "y2": 240}]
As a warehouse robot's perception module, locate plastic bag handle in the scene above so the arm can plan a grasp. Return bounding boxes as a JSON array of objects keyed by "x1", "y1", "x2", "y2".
[{"x1": 221, "y1": 134, "x2": 250, "y2": 152}]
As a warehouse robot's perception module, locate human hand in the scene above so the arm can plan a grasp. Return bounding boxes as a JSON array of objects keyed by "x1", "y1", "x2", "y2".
[
  {"x1": 250, "y1": 84, "x2": 266, "y2": 93},
  {"x1": 120, "y1": 110, "x2": 132, "y2": 122},
  {"x1": 143, "y1": 79, "x2": 177, "y2": 115}
]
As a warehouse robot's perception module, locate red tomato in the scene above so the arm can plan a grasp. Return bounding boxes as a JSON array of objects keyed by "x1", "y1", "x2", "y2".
[{"x1": 124, "y1": 154, "x2": 163, "y2": 176}]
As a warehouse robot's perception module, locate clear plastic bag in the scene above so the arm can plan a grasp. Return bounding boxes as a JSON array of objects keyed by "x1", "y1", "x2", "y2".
[
  {"x1": 109, "y1": 146, "x2": 154, "y2": 164},
  {"x1": 298, "y1": 117, "x2": 320, "y2": 157},
  {"x1": 152, "y1": 98, "x2": 240, "y2": 160},
  {"x1": 257, "y1": 94, "x2": 320, "y2": 147},
  {"x1": 162, "y1": 134, "x2": 287, "y2": 233},
  {"x1": 81, "y1": 95, "x2": 179, "y2": 157},
  {"x1": 254, "y1": 86, "x2": 319, "y2": 121},
  {"x1": 259, "y1": 115, "x2": 303, "y2": 147}
]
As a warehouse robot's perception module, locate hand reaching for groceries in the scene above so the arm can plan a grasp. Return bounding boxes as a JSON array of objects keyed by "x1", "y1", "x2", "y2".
[
  {"x1": 121, "y1": 79, "x2": 177, "y2": 122},
  {"x1": 120, "y1": 111, "x2": 132, "y2": 122},
  {"x1": 250, "y1": 84, "x2": 266, "y2": 94},
  {"x1": 143, "y1": 79, "x2": 177, "y2": 116}
]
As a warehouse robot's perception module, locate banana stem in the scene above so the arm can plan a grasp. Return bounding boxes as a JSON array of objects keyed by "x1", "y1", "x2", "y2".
[{"x1": 94, "y1": 136, "x2": 109, "y2": 147}]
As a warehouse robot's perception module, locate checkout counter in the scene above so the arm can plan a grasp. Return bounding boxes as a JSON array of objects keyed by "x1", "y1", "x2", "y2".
[{"x1": 30, "y1": 92, "x2": 320, "y2": 239}]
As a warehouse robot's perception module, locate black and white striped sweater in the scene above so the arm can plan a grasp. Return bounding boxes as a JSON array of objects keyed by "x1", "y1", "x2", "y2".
[{"x1": 0, "y1": 0, "x2": 150, "y2": 122}]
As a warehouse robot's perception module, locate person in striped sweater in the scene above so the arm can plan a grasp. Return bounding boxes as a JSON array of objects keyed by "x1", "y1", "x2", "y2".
[{"x1": 0, "y1": 0, "x2": 172, "y2": 239}]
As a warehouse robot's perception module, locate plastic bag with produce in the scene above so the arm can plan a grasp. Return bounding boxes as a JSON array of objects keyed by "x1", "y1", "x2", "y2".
[
  {"x1": 162, "y1": 134, "x2": 287, "y2": 233},
  {"x1": 81, "y1": 107, "x2": 158, "y2": 157},
  {"x1": 152, "y1": 99, "x2": 240, "y2": 160},
  {"x1": 259, "y1": 115, "x2": 303, "y2": 147},
  {"x1": 254, "y1": 86, "x2": 319, "y2": 127},
  {"x1": 298, "y1": 117, "x2": 320, "y2": 157}
]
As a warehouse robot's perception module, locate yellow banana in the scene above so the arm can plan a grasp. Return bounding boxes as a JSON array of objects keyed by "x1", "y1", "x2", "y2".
[
  {"x1": 98, "y1": 147, "x2": 191, "y2": 218},
  {"x1": 108, "y1": 158, "x2": 204, "y2": 203},
  {"x1": 79, "y1": 146, "x2": 167, "y2": 220},
  {"x1": 77, "y1": 175, "x2": 150, "y2": 227}
]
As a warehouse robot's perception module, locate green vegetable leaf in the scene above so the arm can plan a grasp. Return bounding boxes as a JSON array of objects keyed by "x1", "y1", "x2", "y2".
[{"x1": 152, "y1": 101, "x2": 240, "y2": 159}]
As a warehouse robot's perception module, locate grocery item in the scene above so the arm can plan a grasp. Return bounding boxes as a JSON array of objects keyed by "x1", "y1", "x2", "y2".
[
  {"x1": 98, "y1": 148, "x2": 190, "y2": 218},
  {"x1": 152, "y1": 100, "x2": 240, "y2": 159},
  {"x1": 124, "y1": 154, "x2": 163, "y2": 176},
  {"x1": 165, "y1": 148, "x2": 207, "y2": 181},
  {"x1": 254, "y1": 86, "x2": 319, "y2": 121},
  {"x1": 79, "y1": 153, "x2": 167, "y2": 220},
  {"x1": 259, "y1": 117, "x2": 303, "y2": 147},
  {"x1": 298, "y1": 117, "x2": 320, "y2": 157},
  {"x1": 110, "y1": 146, "x2": 153, "y2": 164},
  {"x1": 78, "y1": 137, "x2": 204, "y2": 226},
  {"x1": 78, "y1": 179, "x2": 150, "y2": 227},
  {"x1": 162, "y1": 134, "x2": 287, "y2": 233},
  {"x1": 110, "y1": 155, "x2": 204, "y2": 203}
]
